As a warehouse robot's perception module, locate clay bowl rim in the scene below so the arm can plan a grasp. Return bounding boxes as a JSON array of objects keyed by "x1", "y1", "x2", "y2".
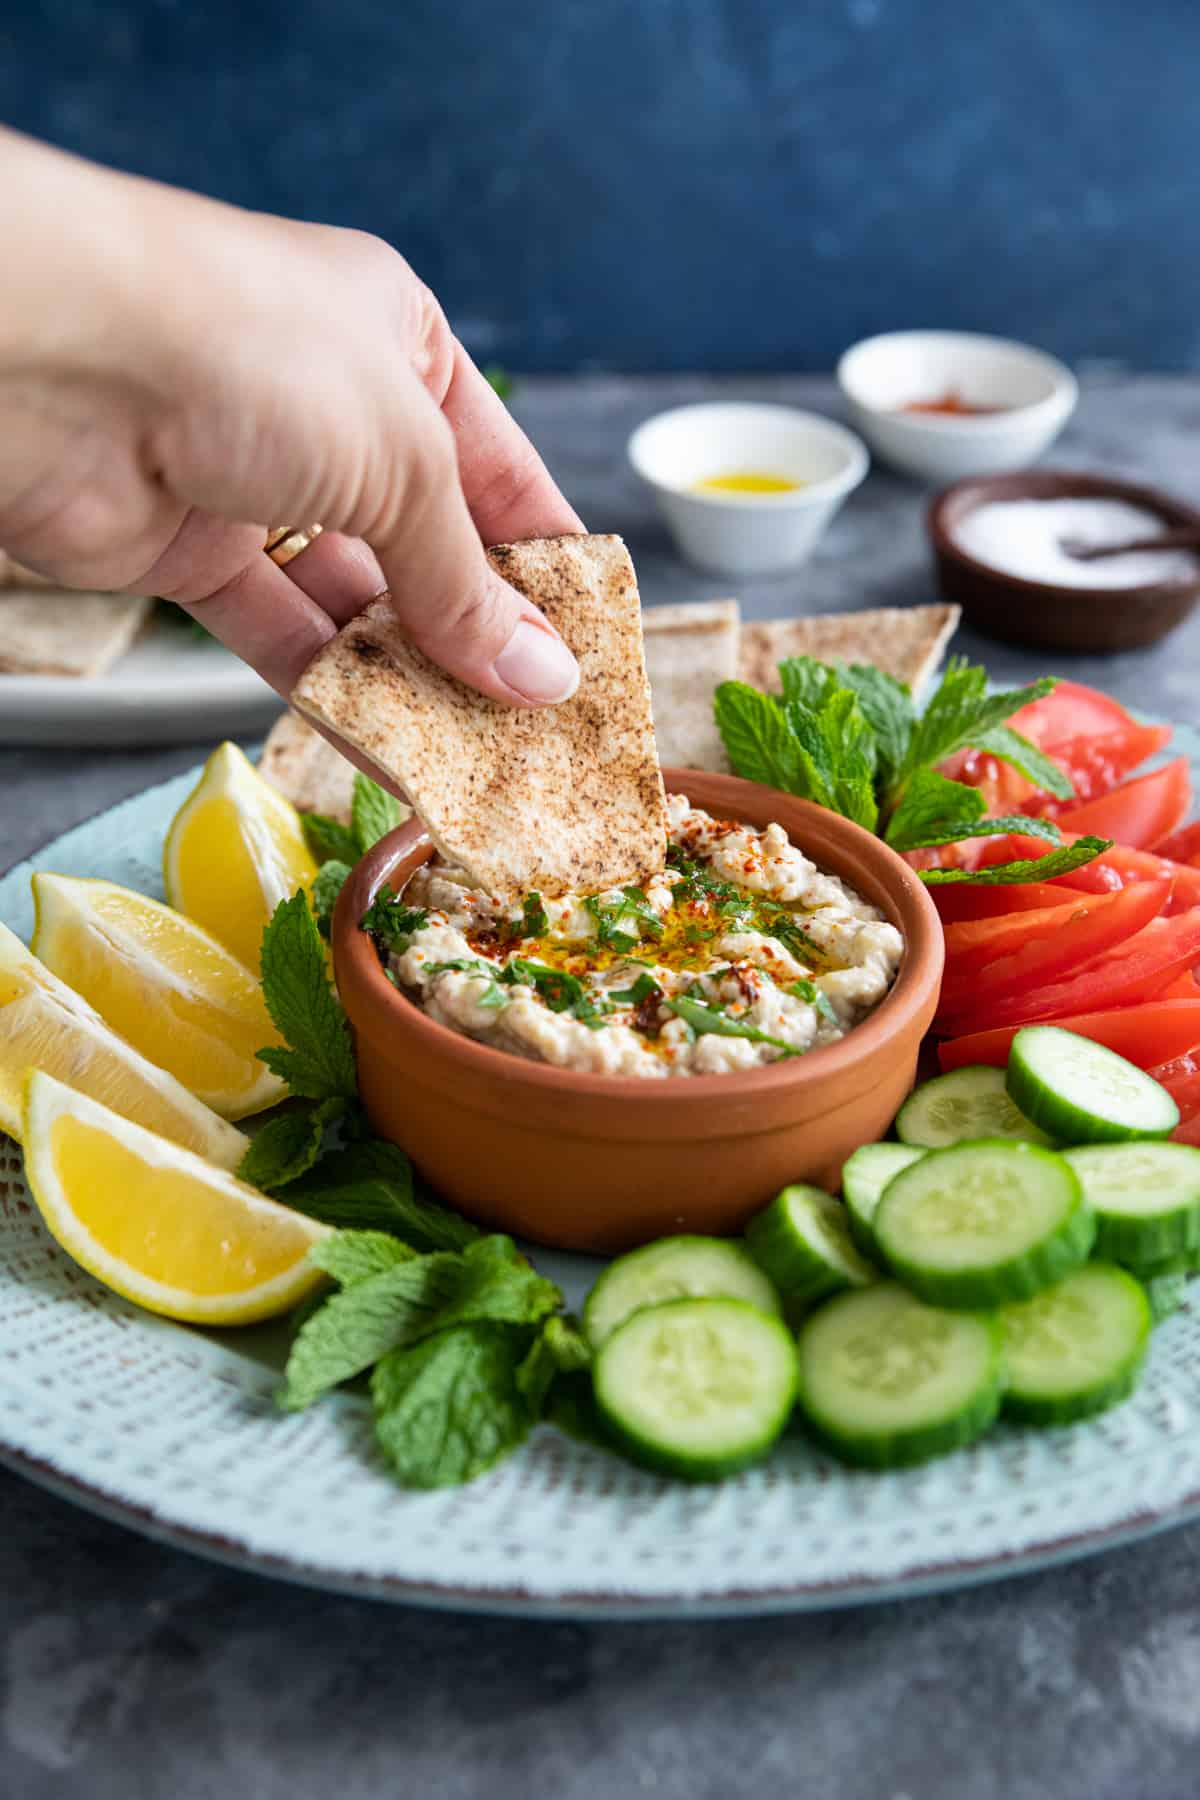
[
  {"x1": 927, "y1": 468, "x2": 1200, "y2": 606},
  {"x1": 331, "y1": 768, "x2": 943, "y2": 1113}
]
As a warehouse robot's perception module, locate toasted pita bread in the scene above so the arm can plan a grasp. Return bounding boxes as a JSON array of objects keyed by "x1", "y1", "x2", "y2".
[
  {"x1": 738, "y1": 605, "x2": 960, "y2": 702},
  {"x1": 0, "y1": 590, "x2": 153, "y2": 677},
  {"x1": 259, "y1": 710, "x2": 361, "y2": 824},
  {"x1": 641, "y1": 599, "x2": 739, "y2": 772},
  {"x1": 292, "y1": 535, "x2": 668, "y2": 899}
]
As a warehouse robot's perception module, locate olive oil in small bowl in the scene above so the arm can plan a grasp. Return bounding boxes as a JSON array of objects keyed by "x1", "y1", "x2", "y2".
[{"x1": 628, "y1": 404, "x2": 868, "y2": 576}]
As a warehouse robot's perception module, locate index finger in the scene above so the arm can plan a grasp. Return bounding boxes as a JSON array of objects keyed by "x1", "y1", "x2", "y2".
[{"x1": 440, "y1": 340, "x2": 584, "y2": 547}]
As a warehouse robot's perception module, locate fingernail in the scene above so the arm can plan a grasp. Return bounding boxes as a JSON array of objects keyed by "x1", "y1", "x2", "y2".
[{"x1": 493, "y1": 620, "x2": 580, "y2": 703}]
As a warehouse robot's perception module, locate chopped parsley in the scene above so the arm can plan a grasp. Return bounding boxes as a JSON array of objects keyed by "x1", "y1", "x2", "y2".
[
  {"x1": 789, "y1": 978, "x2": 839, "y2": 1025},
  {"x1": 360, "y1": 891, "x2": 429, "y2": 954},
  {"x1": 583, "y1": 886, "x2": 665, "y2": 954},
  {"x1": 608, "y1": 972, "x2": 663, "y2": 1006},
  {"x1": 500, "y1": 958, "x2": 613, "y2": 1029},
  {"x1": 422, "y1": 958, "x2": 507, "y2": 1008},
  {"x1": 663, "y1": 993, "x2": 803, "y2": 1059}
]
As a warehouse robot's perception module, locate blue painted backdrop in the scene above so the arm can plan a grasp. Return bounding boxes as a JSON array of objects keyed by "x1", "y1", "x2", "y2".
[{"x1": 2, "y1": 0, "x2": 1197, "y2": 372}]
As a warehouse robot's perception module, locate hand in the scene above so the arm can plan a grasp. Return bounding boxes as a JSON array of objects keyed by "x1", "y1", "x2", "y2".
[{"x1": 0, "y1": 130, "x2": 583, "y2": 705}]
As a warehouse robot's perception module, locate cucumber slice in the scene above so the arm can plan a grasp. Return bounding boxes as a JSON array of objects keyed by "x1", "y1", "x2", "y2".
[
  {"x1": 1008, "y1": 1025, "x2": 1179, "y2": 1144},
  {"x1": 1000, "y1": 1263, "x2": 1150, "y2": 1425},
  {"x1": 593, "y1": 1297, "x2": 799, "y2": 1480},
  {"x1": 745, "y1": 1185, "x2": 877, "y2": 1309},
  {"x1": 841, "y1": 1144, "x2": 926, "y2": 1255},
  {"x1": 896, "y1": 1065, "x2": 1052, "y2": 1150},
  {"x1": 1143, "y1": 1271, "x2": 1188, "y2": 1325},
  {"x1": 875, "y1": 1139, "x2": 1094, "y2": 1308},
  {"x1": 795, "y1": 1282, "x2": 1004, "y2": 1468},
  {"x1": 582, "y1": 1235, "x2": 781, "y2": 1349},
  {"x1": 1064, "y1": 1142, "x2": 1200, "y2": 1265}
]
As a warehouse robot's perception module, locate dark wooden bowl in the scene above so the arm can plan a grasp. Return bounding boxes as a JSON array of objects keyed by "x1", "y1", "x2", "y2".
[{"x1": 927, "y1": 469, "x2": 1200, "y2": 652}]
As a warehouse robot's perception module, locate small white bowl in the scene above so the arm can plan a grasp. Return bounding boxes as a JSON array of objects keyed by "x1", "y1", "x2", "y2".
[
  {"x1": 837, "y1": 330, "x2": 1077, "y2": 484},
  {"x1": 627, "y1": 402, "x2": 869, "y2": 576}
]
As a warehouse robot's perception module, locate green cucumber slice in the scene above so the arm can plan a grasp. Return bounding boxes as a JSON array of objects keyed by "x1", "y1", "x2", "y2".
[
  {"x1": 874, "y1": 1139, "x2": 1094, "y2": 1308},
  {"x1": 1064, "y1": 1142, "x2": 1200, "y2": 1265},
  {"x1": 896, "y1": 1065, "x2": 1052, "y2": 1149},
  {"x1": 1143, "y1": 1271, "x2": 1188, "y2": 1325},
  {"x1": 593, "y1": 1297, "x2": 799, "y2": 1480},
  {"x1": 1000, "y1": 1262, "x2": 1150, "y2": 1425},
  {"x1": 841, "y1": 1144, "x2": 926, "y2": 1255},
  {"x1": 745, "y1": 1185, "x2": 877, "y2": 1309},
  {"x1": 582, "y1": 1235, "x2": 781, "y2": 1349},
  {"x1": 795, "y1": 1282, "x2": 1004, "y2": 1468},
  {"x1": 1008, "y1": 1025, "x2": 1179, "y2": 1144}
]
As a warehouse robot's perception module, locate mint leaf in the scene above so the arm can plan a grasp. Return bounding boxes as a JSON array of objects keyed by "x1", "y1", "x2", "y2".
[
  {"x1": 817, "y1": 690, "x2": 879, "y2": 831},
  {"x1": 351, "y1": 773, "x2": 405, "y2": 853},
  {"x1": 665, "y1": 993, "x2": 803, "y2": 1058},
  {"x1": 359, "y1": 888, "x2": 428, "y2": 955},
  {"x1": 312, "y1": 859, "x2": 352, "y2": 939},
  {"x1": 967, "y1": 724, "x2": 1075, "y2": 800},
  {"x1": 438, "y1": 1235, "x2": 561, "y2": 1332},
  {"x1": 280, "y1": 1252, "x2": 465, "y2": 1410},
  {"x1": 286, "y1": 1141, "x2": 480, "y2": 1252},
  {"x1": 777, "y1": 655, "x2": 839, "y2": 713},
  {"x1": 237, "y1": 1096, "x2": 344, "y2": 1191},
  {"x1": 310, "y1": 1229, "x2": 417, "y2": 1287},
  {"x1": 257, "y1": 894, "x2": 357, "y2": 1100},
  {"x1": 919, "y1": 835, "x2": 1112, "y2": 885},
  {"x1": 902, "y1": 814, "x2": 1063, "y2": 852},
  {"x1": 834, "y1": 663, "x2": 916, "y2": 793},
  {"x1": 372, "y1": 1324, "x2": 533, "y2": 1488},
  {"x1": 884, "y1": 767, "x2": 986, "y2": 854},
  {"x1": 517, "y1": 1314, "x2": 592, "y2": 1415},
  {"x1": 901, "y1": 662, "x2": 1056, "y2": 778},
  {"x1": 302, "y1": 811, "x2": 359, "y2": 866},
  {"x1": 713, "y1": 681, "x2": 803, "y2": 792}
]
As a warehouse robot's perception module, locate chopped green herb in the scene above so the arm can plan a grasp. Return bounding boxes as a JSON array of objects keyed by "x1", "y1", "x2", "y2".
[
  {"x1": 520, "y1": 891, "x2": 549, "y2": 937},
  {"x1": 609, "y1": 971, "x2": 663, "y2": 1006},
  {"x1": 789, "y1": 978, "x2": 839, "y2": 1025},
  {"x1": 361, "y1": 889, "x2": 429, "y2": 954},
  {"x1": 422, "y1": 957, "x2": 507, "y2": 1008},
  {"x1": 500, "y1": 958, "x2": 612, "y2": 1028},
  {"x1": 664, "y1": 993, "x2": 803, "y2": 1058}
]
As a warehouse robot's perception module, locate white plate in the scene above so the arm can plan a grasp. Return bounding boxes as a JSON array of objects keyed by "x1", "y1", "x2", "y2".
[{"x1": 0, "y1": 617, "x2": 283, "y2": 746}]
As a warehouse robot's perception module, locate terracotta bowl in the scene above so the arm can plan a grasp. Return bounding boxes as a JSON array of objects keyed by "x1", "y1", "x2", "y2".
[
  {"x1": 928, "y1": 469, "x2": 1200, "y2": 653},
  {"x1": 332, "y1": 770, "x2": 944, "y2": 1254}
]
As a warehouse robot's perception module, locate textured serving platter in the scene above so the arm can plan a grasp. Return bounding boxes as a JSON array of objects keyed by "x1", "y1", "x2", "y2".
[{"x1": 1, "y1": 742, "x2": 1200, "y2": 1619}]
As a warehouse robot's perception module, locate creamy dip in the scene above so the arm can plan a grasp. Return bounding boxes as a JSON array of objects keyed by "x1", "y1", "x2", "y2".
[{"x1": 363, "y1": 797, "x2": 904, "y2": 1078}]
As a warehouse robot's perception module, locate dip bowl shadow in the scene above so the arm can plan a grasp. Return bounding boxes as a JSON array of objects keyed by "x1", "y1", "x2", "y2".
[{"x1": 332, "y1": 771, "x2": 944, "y2": 1254}]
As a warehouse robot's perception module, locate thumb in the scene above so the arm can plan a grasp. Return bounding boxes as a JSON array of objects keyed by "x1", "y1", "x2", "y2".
[{"x1": 368, "y1": 372, "x2": 579, "y2": 706}]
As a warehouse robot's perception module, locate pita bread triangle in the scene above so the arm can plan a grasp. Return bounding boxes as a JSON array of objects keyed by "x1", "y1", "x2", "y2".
[
  {"x1": 292, "y1": 534, "x2": 668, "y2": 899},
  {"x1": 738, "y1": 604, "x2": 960, "y2": 702}
]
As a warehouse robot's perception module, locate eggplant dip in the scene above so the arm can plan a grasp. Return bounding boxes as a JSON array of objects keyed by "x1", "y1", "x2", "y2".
[{"x1": 362, "y1": 796, "x2": 904, "y2": 1078}]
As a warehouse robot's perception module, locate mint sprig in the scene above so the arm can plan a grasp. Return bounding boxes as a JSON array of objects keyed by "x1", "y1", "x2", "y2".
[
  {"x1": 713, "y1": 654, "x2": 1106, "y2": 886},
  {"x1": 257, "y1": 894, "x2": 357, "y2": 1100}
]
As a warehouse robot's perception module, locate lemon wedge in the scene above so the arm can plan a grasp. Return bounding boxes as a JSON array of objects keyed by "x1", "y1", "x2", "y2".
[
  {"x1": 22, "y1": 1071, "x2": 329, "y2": 1324},
  {"x1": 0, "y1": 919, "x2": 246, "y2": 1167},
  {"x1": 31, "y1": 873, "x2": 286, "y2": 1120},
  {"x1": 163, "y1": 741, "x2": 318, "y2": 971}
]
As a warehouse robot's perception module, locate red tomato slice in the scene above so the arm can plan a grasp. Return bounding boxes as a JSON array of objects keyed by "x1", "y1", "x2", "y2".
[
  {"x1": 1052, "y1": 759, "x2": 1192, "y2": 851},
  {"x1": 1156, "y1": 969, "x2": 1200, "y2": 1000},
  {"x1": 1172, "y1": 1114, "x2": 1200, "y2": 1145},
  {"x1": 937, "y1": 1001, "x2": 1200, "y2": 1073},
  {"x1": 942, "y1": 892, "x2": 1139, "y2": 983},
  {"x1": 931, "y1": 881, "x2": 1086, "y2": 923},
  {"x1": 944, "y1": 682, "x2": 1171, "y2": 815},
  {"x1": 936, "y1": 881, "x2": 1169, "y2": 1018},
  {"x1": 1150, "y1": 1061, "x2": 1200, "y2": 1123},
  {"x1": 935, "y1": 906, "x2": 1200, "y2": 1035},
  {"x1": 972, "y1": 833, "x2": 1200, "y2": 914},
  {"x1": 1154, "y1": 820, "x2": 1200, "y2": 863}
]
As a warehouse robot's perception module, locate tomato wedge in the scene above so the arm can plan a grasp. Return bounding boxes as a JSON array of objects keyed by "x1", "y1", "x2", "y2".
[
  {"x1": 1052, "y1": 759, "x2": 1191, "y2": 851},
  {"x1": 941, "y1": 891, "x2": 1145, "y2": 984},
  {"x1": 936, "y1": 881, "x2": 1169, "y2": 1021},
  {"x1": 1155, "y1": 820, "x2": 1200, "y2": 863},
  {"x1": 1149, "y1": 1059, "x2": 1200, "y2": 1124},
  {"x1": 945, "y1": 682, "x2": 1172, "y2": 815},
  {"x1": 938, "y1": 1001, "x2": 1200, "y2": 1073},
  {"x1": 1172, "y1": 1114, "x2": 1200, "y2": 1146},
  {"x1": 930, "y1": 881, "x2": 1085, "y2": 923},
  {"x1": 935, "y1": 906, "x2": 1200, "y2": 1035},
  {"x1": 1156, "y1": 969, "x2": 1200, "y2": 1000}
]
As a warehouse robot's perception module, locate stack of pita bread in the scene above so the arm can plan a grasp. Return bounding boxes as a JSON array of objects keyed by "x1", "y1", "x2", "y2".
[
  {"x1": 0, "y1": 553, "x2": 152, "y2": 679},
  {"x1": 271, "y1": 533, "x2": 958, "y2": 897}
]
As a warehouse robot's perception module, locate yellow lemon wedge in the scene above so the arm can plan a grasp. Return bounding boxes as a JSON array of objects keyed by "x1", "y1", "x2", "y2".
[
  {"x1": 163, "y1": 741, "x2": 318, "y2": 971},
  {"x1": 0, "y1": 920, "x2": 246, "y2": 1167},
  {"x1": 22, "y1": 1071, "x2": 329, "y2": 1325},
  {"x1": 31, "y1": 873, "x2": 286, "y2": 1120}
]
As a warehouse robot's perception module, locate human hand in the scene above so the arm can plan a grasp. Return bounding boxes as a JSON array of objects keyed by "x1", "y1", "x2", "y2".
[{"x1": 0, "y1": 130, "x2": 583, "y2": 705}]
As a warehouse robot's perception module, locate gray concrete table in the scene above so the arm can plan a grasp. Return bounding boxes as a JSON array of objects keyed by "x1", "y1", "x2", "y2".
[{"x1": 2, "y1": 375, "x2": 1199, "y2": 1800}]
